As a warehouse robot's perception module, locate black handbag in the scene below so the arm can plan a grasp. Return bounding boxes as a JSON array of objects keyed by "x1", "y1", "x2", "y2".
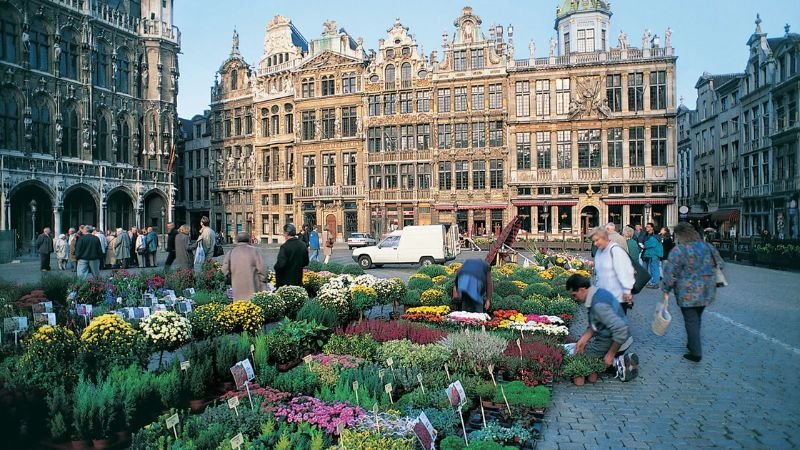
[
  {"x1": 610, "y1": 246, "x2": 651, "y2": 294},
  {"x1": 213, "y1": 245, "x2": 224, "y2": 257}
]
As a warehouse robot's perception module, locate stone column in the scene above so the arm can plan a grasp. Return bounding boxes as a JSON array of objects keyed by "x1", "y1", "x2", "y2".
[
  {"x1": 53, "y1": 207, "x2": 62, "y2": 236},
  {"x1": 551, "y1": 205, "x2": 558, "y2": 233},
  {"x1": 99, "y1": 202, "x2": 106, "y2": 233},
  {"x1": 1, "y1": 199, "x2": 7, "y2": 231}
]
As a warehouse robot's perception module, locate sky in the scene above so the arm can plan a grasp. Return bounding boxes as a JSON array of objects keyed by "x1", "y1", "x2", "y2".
[{"x1": 174, "y1": 0, "x2": 797, "y2": 118}]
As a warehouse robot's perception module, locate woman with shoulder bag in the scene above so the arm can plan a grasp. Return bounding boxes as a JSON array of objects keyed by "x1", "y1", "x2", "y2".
[
  {"x1": 662, "y1": 222, "x2": 722, "y2": 363},
  {"x1": 322, "y1": 227, "x2": 333, "y2": 264}
]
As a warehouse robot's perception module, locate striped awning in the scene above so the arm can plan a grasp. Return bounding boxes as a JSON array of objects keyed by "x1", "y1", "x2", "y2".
[
  {"x1": 709, "y1": 209, "x2": 741, "y2": 223},
  {"x1": 604, "y1": 198, "x2": 675, "y2": 205},
  {"x1": 511, "y1": 200, "x2": 579, "y2": 207}
]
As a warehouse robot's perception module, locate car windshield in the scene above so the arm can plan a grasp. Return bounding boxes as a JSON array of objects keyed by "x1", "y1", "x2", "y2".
[{"x1": 380, "y1": 236, "x2": 400, "y2": 248}]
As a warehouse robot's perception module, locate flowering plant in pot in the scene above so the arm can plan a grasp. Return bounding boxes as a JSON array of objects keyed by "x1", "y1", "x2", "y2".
[
  {"x1": 275, "y1": 395, "x2": 365, "y2": 435},
  {"x1": 562, "y1": 354, "x2": 595, "y2": 385},
  {"x1": 189, "y1": 302, "x2": 228, "y2": 338},
  {"x1": 251, "y1": 291, "x2": 287, "y2": 323},
  {"x1": 350, "y1": 285, "x2": 377, "y2": 322},
  {"x1": 18, "y1": 325, "x2": 80, "y2": 387},
  {"x1": 140, "y1": 311, "x2": 192, "y2": 367},
  {"x1": 275, "y1": 285, "x2": 310, "y2": 317},
  {"x1": 220, "y1": 301, "x2": 265, "y2": 334},
  {"x1": 80, "y1": 313, "x2": 147, "y2": 373}
]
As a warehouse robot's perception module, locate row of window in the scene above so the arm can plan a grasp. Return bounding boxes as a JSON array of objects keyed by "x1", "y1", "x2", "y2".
[
  {"x1": 515, "y1": 185, "x2": 663, "y2": 196},
  {"x1": 302, "y1": 152, "x2": 358, "y2": 187},
  {"x1": 300, "y1": 107, "x2": 358, "y2": 140},
  {"x1": 184, "y1": 148, "x2": 210, "y2": 171},
  {"x1": 365, "y1": 122, "x2": 504, "y2": 152},
  {"x1": 437, "y1": 159, "x2": 505, "y2": 190},
  {"x1": 184, "y1": 177, "x2": 210, "y2": 202},
  {"x1": 257, "y1": 193, "x2": 294, "y2": 208},
  {"x1": 299, "y1": 73, "x2": 358, "y2": 98},
  {"x1": 513, "y1": 126, "x2": 668, "y2": 169},
  {"x1": 368, "y1": 164, "x2": 433, "y2": 190}
]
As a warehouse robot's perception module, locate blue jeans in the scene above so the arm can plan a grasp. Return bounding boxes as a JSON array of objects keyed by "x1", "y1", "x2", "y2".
[
  {"x1": 647, "y1": 257, "x2": 661, "y2": 286},
  {"x1": 311, "y1": 248, "x2": 320, "y2": 261},
  {"x1": 77, "y1": 259, "x2": 100, "y2": 280}
]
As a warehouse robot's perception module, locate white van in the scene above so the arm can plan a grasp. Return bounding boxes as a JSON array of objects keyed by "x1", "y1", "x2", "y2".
[{"x1": 352, "y1": 224, "x2": 460, "y2": 269}]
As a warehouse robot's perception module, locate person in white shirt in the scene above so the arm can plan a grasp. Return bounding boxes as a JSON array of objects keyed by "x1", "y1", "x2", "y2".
[{"x1": 589, "y1": 227, "x2": 635, "y2": 312}]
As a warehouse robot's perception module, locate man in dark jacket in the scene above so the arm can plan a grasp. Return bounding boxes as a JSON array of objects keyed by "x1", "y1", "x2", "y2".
[
  {"x1": 74, "y1": 225, "x2": 104, "y2": 280},
  {"x1": 274, "y1": 223, "x2": 309, "y2": 287},
  {"x1": 452, "y1": 258, "x2": 493, "y2": 312},
  {"x1": 164, "y1": 223, "x2": 177, "y2": 268},
  {"x1": 566, "y1": 274, "x2": 639, "y2": 382},
  {"x1": 36, "y1": 227, "x2": 54, "y2": 271}
]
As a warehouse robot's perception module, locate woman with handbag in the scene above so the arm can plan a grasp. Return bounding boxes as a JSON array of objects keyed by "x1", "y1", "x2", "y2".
[
  {"x1": 321, "y1": 227, "x2": 333, "y2": 264},
  {"x1": 662, "y1": 222, "x2": 723, "y2": 363}
]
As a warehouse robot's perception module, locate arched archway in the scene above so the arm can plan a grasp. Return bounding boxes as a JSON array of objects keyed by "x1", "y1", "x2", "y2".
[
  {"x1": 62, "y1": 185, "x2": 98, "y2": 229},
  {"x1": 143, "y1": 190, "x2": 167, "y2": 233},
  {"x1": 580, "y1": 205, "x2": 600, "y2": 236},
  {"x1": 9, "y1": 182, "x2": 54, "y2": 253},
  {"x1": 107, "y1": 188, "x2": 135, "y2": 231}
]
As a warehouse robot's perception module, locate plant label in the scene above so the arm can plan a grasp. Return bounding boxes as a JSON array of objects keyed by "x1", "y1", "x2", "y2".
[
  {"x1": 180, "y1": 360, "x2": 190, "y2": 371},
  {"x1": 166, "y1": 413, "x2": 179, "y2": 438},
  {"x1": 32, "y1": 301, "x2": 53, "y2": 314},
  {"x1": 487, "y1": 364, "x2": 497, "y2": 386},
  {"x1": 384, "y1": 383, "x2": 394, "y2": 404},
  {"x1": 516, "y1": 338, "x2": 523, "y2": 360},
  {"x1": 481, "y1": 324, "x2": 486, "y2": 334},
  {"x1": 520, "y1": 328, "x2": 525, "y2": 340},
  {"x1": 480, "y1": 400, "x2": 488, "y2": 427},
  {"x1": 230, "y1": 433, "x2": 244, "y2": 449},
  {"x1": 385, "y1": 357, "x2": 393, "y2": 367},
  {"x1": 416, "y1": 373, "x2": 425, "y2": 393},
  {"x1": 444, "y1": 363, "x2": 451, "y2": 381},
  {"x1": 500, "y1": 385, "x2": 512, "y2": 415},
  {"x1": 250, "y1": 344, "x2": 255, "y2": 354},
  {"x1": 303, "y1": 354, "x2": 313, "y2": 364},
  {"x1": 446, "y1": 381, "x2": 467, "y2": 409},
  {"x1": 411, "y1": 411, "x2": 437, "y2": 450},
  {"x1": 230, "y1": 359, "x2": 255, "y2": 390},
  {"x1": 352, "y1": 380, "x2": 359, "y2": 404},
  {"x1": 456, "y1": 348, "x2": 462, "y2": 358},
  {"x1": 372, "y1": 402, "x2": 380, "y2": 431},
  {"x1": 227, "y1": 396, "x2": 240, "y2": 409},
  {"x1": 378, "y1": 368, "x2": 385, "y2": 381},
  {"x1": 336, "y1": 421, "x2": 345, "y2": 435}
]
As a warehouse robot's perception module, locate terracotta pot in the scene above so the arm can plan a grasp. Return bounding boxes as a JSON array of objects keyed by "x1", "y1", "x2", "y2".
[
  {"x1": 189, "y1": 399, "x2": 206, "y2": 412},
  {"x1": 573, "y1": 376, "x2": 585, "y2": 386},
  {"x1": 588, "y1": 372, "x2": 598, "y2": 383},
  {"x1": 70, "y1": 440, "x2": 92, "y2": 450},
  {"x1": 91, "y1": 438, "x2": 112, "y2": 450},
  {"x1": 115, "y1": 430, "x2": 131, "y2": 445}
]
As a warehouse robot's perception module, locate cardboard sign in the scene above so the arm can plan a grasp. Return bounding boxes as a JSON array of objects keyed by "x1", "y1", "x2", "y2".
[
  {"x1": 227, "y1": 396, "x2": 240, "y2": 416},
  {"x1": 34, "y1": 313, "x2": 56, "y2": 326},
  {"x1": 152, "y1": 304, "x2": 168, "y2": 313},
  {"x1": 446, "y1": 380, "x2": 467, "y2": 409},
  {"x1": 385, "y1": 357, "x2": 394, "y2": 367},
  {"x1": 180, "y1": 360, "x2": 190, "y2": 371},
  {"x1": 226, "y1": 287, "x2": 234, "y2": 299},
  {"x1": 32, "y1": 301, "x2": 53, "y2": 314},
  {"x1": 372, "y1": 403, "x2": 380, "y2": 430},
  {"x1": 417, "y1": 373, "x2": 425, "y2": 393},
  {"x1": 336, "y1": 421, "x2": 345, "y2": 436},
  {"x1": 175, "y1": 301, "x2": 192, "y2": 314},
  {"x1": 352, "y1": 380, "x2": 359, "y2": 404},
  {"x1": 76, "y1": 304, "x2": 93, "y2": 318},
  {"x1": 303, "y1": 354, "x2": 313, "y2": 364},
  {"x1": 411, "y1": 411, "x2": 437, "y2": 450},
  {"x1": 230, "y1": 433, "x2": 244, "y2": 449},
  {"x1": 444, "y1": 363, "x2": 451, "y2": 381},
  {"x1": 165, "y1": 413, "x2": 179, "y2": 438},
  {"x1": 378, "y1": 368, "x2": 385, "y2": 381},
  {"x1": 4, "y1": 317, "x2": 28, "y2": 333},
  {"x1": 230, "y1": 359, "x2": 256, "y2": 390},
  {"x1": 384, "y1": 383, "x2": 394, "y2": 404},
  {"x1": 183, "y1": 288, "x2": 196, "y2": 298},
  {"x1": 164, "y1": 290, "x2": 177, "y2": 302}
]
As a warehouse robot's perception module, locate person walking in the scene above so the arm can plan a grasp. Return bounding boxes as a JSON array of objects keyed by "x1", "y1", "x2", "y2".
[
  {"x1": 274, "y1": 223, "x2": 309, "y2": 287},
  {"x1": 75, "y1": 226, "x2": 103, "y2": 280},
  {"x1": 164, "y1": 222, "x2": 177, "y2": 269},
  {"x1": 660, "y1": 226, "x2": 675, "y2": 263},
  {"x1": 93, "y1": 228, "x2": 108, "y2": 269},
  {"x1": 195, "y1": 216, "x2": 217, "y2": 269},
  {"x1": 36, "y1": 227, "x2": 54, "y2": 271},
  {"x1": 172, "y1": 224, "x2": 193, "y2": 271},
  {"x1": 300, "y1": 224, "x2": 310, "y2": 249},
  {"x1": 68, "y1": 227, "x2": 79, "y2": 271},
  {"x1": 113, "y1": 227, "x2": 130, "y2": 269},
  {"x1": 309, "y1": 225, "x2": 321, "y2": 262},
  {"x1": 589, "y1": 227, "x2": 635, "y2": 312},
  {"x1": 662, "y1": 222, "x2": 722, "y2": 363},
  {"x1": 642, "y1": 223, "x2": 664, "y2": 288},
  {"x1": 321, "y1": 227, "x2": 333, "y2": 264},
  {"x1": 452, "y1": 258, "x2": 493, "y2": 312},
  {"x1": 622, "y1": 226, "x2": 641, "y2": 263},
  {"x1": 146, "y1": 226, "x2": 158, "y2": 267},
  {"x1": 605, "y1": 223, "x2": 629, "y2": 254},
  {"x1": 105, "y1": 230, "x2": 117, "y2": 269},
  {"x1": 54, "y1": 233, "x2": 68, "y2": 270},
  {"x1": 223, "y1": 232, "x2": 267, "y2": 300},
  {"x1": 135, "y1": 230, "x2": 148, "y2": 268}
]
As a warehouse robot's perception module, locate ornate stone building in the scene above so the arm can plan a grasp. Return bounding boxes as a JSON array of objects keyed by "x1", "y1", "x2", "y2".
[
  {"x1": 0, "y1": 0, "x2": 179, "y2": 251},
  {"x1": 210, "y1": 2, "x2": 679, "y2": 243},
  {"x1": 175, "y1": 110, "x2": 211, "y2": 236}
]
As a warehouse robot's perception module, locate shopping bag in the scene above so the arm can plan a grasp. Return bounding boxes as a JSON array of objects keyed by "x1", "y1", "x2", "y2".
[
  {"x1": 651, "y1": 297, "x2": 671, "y2": 336},
  {"x1": 193, "y1": 243, "x2": 206, "y2": 267}
]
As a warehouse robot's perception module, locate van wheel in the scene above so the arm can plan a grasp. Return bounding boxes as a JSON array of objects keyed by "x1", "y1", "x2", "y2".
[
  {"x1": 358, "y1": 256, "x2": 373, "y2": 269},
  {"x1": 419, "y1": 257, "x2": 435, "y2": 267}
]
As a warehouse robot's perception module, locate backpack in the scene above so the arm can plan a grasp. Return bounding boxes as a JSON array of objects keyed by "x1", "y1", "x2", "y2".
[{"x1": 609, "y1": 245, "x2": 651, "y2": 295}]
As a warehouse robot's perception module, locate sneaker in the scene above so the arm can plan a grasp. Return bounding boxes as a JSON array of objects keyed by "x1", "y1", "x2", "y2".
[
  {"x1": 613, "y1": 356, "x2": 625, "y2": 380},
  {"x1": 622, "y1": 353, "x2": 639, "y2": 381}
]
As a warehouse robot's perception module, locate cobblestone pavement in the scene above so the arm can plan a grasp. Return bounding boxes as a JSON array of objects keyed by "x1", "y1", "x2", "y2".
[{"x1": 538, "y1": 263, "x2": 800, "y2": 450}]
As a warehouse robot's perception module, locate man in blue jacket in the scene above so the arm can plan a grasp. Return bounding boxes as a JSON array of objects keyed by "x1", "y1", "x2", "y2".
[
  {"x1": 566, "y1": 274, "x2": 639, "y2": 381},
  {"x1": 642, "y1": 222, "x2": 664, "y2": 288}
]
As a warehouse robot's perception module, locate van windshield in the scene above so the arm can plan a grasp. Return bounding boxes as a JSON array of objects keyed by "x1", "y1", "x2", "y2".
[{"x1": 380, "y1": 235, "x2": 400, "y2": 248}]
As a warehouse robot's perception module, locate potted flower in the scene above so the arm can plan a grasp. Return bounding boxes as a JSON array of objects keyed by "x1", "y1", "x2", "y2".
[
  {"x1": 140, "y1": 311, "x2": 192, "y2": 368},
  {"x1": 562, "y1": 354, "x2": 593, "y2": 386},
  {"x1": 350, "y1": 285, "x2": 378, "y2": 323},
  {"x1": 585, "y1": 356, "x2": 606, "y2": 383}
]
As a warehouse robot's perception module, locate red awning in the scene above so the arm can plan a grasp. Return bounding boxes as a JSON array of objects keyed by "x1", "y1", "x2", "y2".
[
  {"x1": 709, "y1": 209, "x2": 740, "y2": 223},
  {"x1": 434, "y1": 203, "x2": 507, "y2": 210},
  {"x1": 604, "y1": 198, "x2": 675, "y2": 205},
  {"x1": 511, "y1": 200, "x2": 578, "y2": 207}
]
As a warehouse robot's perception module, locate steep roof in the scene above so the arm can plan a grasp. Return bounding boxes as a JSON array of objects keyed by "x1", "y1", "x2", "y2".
[
  {"x1": 556, "y1": 0, "x2": 611, "y2": 19},
  {"x1": 694, "y1": 73, "x2": 744, "y2": 89}
]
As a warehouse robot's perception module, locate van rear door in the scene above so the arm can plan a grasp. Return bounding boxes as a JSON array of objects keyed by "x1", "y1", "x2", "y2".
[{"x1": 444, "y1": 224, "x2": 460, "y2": 260}]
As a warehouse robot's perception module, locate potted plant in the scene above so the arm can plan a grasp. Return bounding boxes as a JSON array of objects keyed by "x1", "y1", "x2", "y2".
[
  {"x1": 586, "y1": 356, "x2": 606, "y2": 383},
  {"x1": 188, "y1": 358, "x2": 213, "y2": 411},
  {"x1": 562, "y1": 355, "x2": 593, "y2": 386}
]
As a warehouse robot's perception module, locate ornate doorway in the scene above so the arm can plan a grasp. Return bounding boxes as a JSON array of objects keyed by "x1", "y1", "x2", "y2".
[
  {"x1": 325, "y1": 214, "x2": 337, "y2": 242},
  {"x1": 580, "y1": 205, "x2": 600, "y2": 235},
  {"x1": 62, "y1": 186, "x2": 98, "y2": 229}
]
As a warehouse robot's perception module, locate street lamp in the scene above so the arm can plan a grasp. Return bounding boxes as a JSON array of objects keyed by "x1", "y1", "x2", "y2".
[
  {"x1": 30, "y1": 200, "x2": 37, "y2": 256},
  {"x1": 644, "y1": 203, "x2": 652, "y2": 225},
  {"x1": 542, "y1": 200, "x2": 550, "y2": 251},
  {"x1": 160, "y1": 206, "x2": 166, "y2": 249}
]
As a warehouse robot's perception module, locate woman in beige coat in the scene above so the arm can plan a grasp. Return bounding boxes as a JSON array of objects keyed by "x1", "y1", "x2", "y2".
[
  {"x1": 321, "y1": 227, "x2": 333, "y2": 264},
  {"x1": 222, "y1": 232, "x2": 266, "y2": 300}
]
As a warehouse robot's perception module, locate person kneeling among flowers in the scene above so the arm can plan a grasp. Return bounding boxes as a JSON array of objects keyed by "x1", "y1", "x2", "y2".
[{"x1": 566, "y1": 274, "x2": 639, "y2": 381}]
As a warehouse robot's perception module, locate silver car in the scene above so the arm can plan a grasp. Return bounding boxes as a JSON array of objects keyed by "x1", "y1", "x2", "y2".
[{"x1": 347, "y1": 232, "x2": 377, "y2": 250}]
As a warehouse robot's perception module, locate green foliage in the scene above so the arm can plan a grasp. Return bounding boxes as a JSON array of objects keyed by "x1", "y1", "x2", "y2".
[
  {"x1": 252, "y1": 291, "x2": 287, "y2": 322},
  {"x1": 156, "y1": 365, "x2": 189, "y2": 410},
  {"x1": 503, "y1": 294, "x2": 524, "y2": 308},
  {"x1": 493, "y1": 280, "x2": 521, "y2": 298},
  {"x1": 46, "y1": 385, "x2": 72, "y2": 441},
  {"x1": 323, "y1": 261, "x2": 344, "y2": 274},
  {"x1": 73, "y1": 376, "x2": 119, "y2": 440},
  {"x1": 544, "y1": 297, "x2": 577, "y2": 316},
  {"x1": 417, "y1": 264, "x2": 449, "y2": 278},
  {"x1": 402, "y1": 288, "x2": 422, "y2": 307},
  {"x1": 323, "y1": 333, "x2": 380, "y2": 361},
  {"x1": 396, "y1": 386, "x2": 450, "y2": 409},
  {"x1": 522, "y1": 282, "x2": 553, "y2": 298},
  {"x1": 377, "y1": 339, "x2": 449, "y2": 372},
  {"x1": 273, "y1": 365, "x2": 320, "y2": 394},
  {"x1": 341, "y1": 263, "x2": 366, "y2": 275},
  {"x1": 519, "y1": 297, "x2": 547, "y2": 315},
  {"x1": 468, "y1": 423, "x2": 532, "y2": 446},
  {"x1": 407, "y1": 276, "x2": 434, "y2": 292},
  {"x1": 493, "y1": 381, "x2": 550, "y2": 408},
  {"x1": 306, "y1": 260, "x2": 325, "y2": 272},
  {"x1": 214, "y1": 336, "x2": 239, "y2": 382},
  {"x1": 256, "y1": 363, "x2": 279, "y2": 387},
  {"x1": 39, "y1": 272, "x2": 73, "y2": 306},
  {"x1": 440, "y1": 330, "x2": 508, "y2": 375},
  {"x1": 192, "y1": 289, "x2": 229, "y2": 305},
  {"x1": 510, "y1": 267, "x2": 545, "y2": 285},
  {"x1": 440, "y1": 435, "x2": 467, "y2": 450},
  {"x1": 563, "y1": 354, "x2": 603, "y2": 379}
]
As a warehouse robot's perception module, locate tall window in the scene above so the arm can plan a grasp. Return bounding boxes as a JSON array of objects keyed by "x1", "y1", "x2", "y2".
[
  {"x1": 454, "y1": 123, "x2": 468, "y2": 148},
  {"x1": 270, "y1": 111, "x2": 279, "y2": 135},
  {"x1": 322, "y1": 153, "x2": 336, "y2": 185},
  {"x1": 94, "y1": 116, "x2": 109, "y2": 161},
  {"x1": 471, "y1": 49, "x2": 485, "y2": 69},
  {"x1": 321, "y1": 108, "x2": 335, "y2": 139},
  {"x1": 400, "y1": 164, "x2": 414, "y2": 189},
  {"x1": 607, "y1": 128, "x2": 623, "y2": 167},
  {"x1": 30, "y1": 97, "x2": 51, "y2": 154},
  {"x1": 302, "y1": 155, "x2": 316, "y2": 187},
  {"x1": 245, "y1": 111, "x2": 253, "y2": 134},
  {"x1": 489, "y1": 121, "x2": 503, "y2": 147},
  {"x1": 301, "y1": 78, "x2": 314, "y2": 98},
  {"x1": 321, "y1": 75, "x2": 335, "y2": 96},
  {"x1": 471, "y1": 121, "x2": 485, "y2": 148},
  {"x1": 437, "y1": 88, "x2": 451, "y2": 112},
  {"x1": 628, "y1": 72, "x2": 644, "y2": 111},
  {"x1": 28, "y1": 20, "x2": 49, "y2": 72},
  {"x1": 234, "y1": 115, "x2": 241, "y2": 135},
  {"x1": 400, "y1": 125, "x2": 415, "y2": 150},
  {"x1": 384, "y1": 64, "x2": 396, "y2": 87},
  {"x1": 556, "y1": 78, "x2": 570, "y2": 114},
  {"x1": 490, "y1": 159, "x2": 504, "y2": 189},
  {"x1": 416, "y1": 91, "x2": 431, "y2": 112},
  {"x1": 416, "y1": 124, "x2": 430, "y2": 150},
  {"x1": 453, "y1": 50, "x2": 467, "y2": 71},
  {"x1": 383, "y1": 93, "x2": 397, "y2": 115},
  {"x1": 606, "y1": 75, "x2": 622, "y2": 112},
  {"x1": 471, "y1": 86, "x2": 485, "y2": 111},
  {"x1": 261, "y1": 108, "x2": 269, "y2": 137},
  {"x1": 383, "y1": 126, "x2": 397, "y2": 151},
  {"x1": 60, "y1": 29, "x2": 79, "y2": 80},
  {"x1": 400, "y1": 63, "x2": 412, "y2": 88},
  {"x1": 577, "y1": 129, "x2": 601, "y2": 168},
  {"x1": 489, "y1": 84, "x2": 502, "y2": 109},
  {"x1": 399, "y1": 92, "x2": 412, "y2": 113},
  {"x1": 368, "y1": 95, "x2": 381, "y2": 116},
  {"x1": 1, "y1": 12, "x2": 18, "y2": 63},
  {"x1": 285, "y1": 112, "x2": 293, "y2": 134},
  {"x1": 454, "y1": 87, "x2": 467, "y2": 112},
  {"x1": 455, "y1": 160, "x2": 469, "y2": 189},
  {"x1": 230, "y1": 70, "x2": 237, "y2": 90},
  {"x1": 516, "y1": 132, "x2": 531, "y2": 169},
  {"x1": 302, "y1": 111, "x2": 315, "y2": 140},
  {"x1": 629, "y1": 126, "x2": 645, "y2": 167},
  {"x1": 576, "y1": 28, "x2": 595, "y2": 52},
  {"x1": 438, "y1": 162, "x2": 452, "y2": 190},
  {"x1": 342, "y1": 152, "x2": 357, "y2": 185},
  {"x1": 536, "y1": 132, "x2": 551, "y2": 169},
  {"x1": 368, "y1": 127, "x2": 382, "y2": 152},
  {"x1": 369, "y1": 165, "x2": 382, "y2": 189},
  {"x1": 342, "y1": 106, "x2": 356, "y2": 137},
  {"x1": 384, "y1": 164, "x2": 397, "y2": 189},
  {"x1": 472, "y1": 161, "x2": 486, "y2": 189},
  {"x1": 535, "y1": 80, "x2": 550, "y2": 117},
  {"x1": 61, "y1": 104, "x2": 79, "y2": 157},
  {"x1": 417, "y1": 163, "x2": 431, "y2": 189},
  {"x1": 515, "y1": 81, "x2": 530, "y2": 117},
  {"x1": 651, "y1": 125, "x2": 667, "y2": 166},
  {"x1": 93, "y1": 42, "x2": 111, "y2": 88},
  {"x1": 115, "y1": 49, "x2": 130, "y2": 93},
  {"x1": 262, "y1": 152, "x2": 271, "y2": 182},
  {"x1": 650, "y1": 71, "x2": 666, "y2": 110},
  {"x1": 437, "y1": 124, "x2": 451, "y2": 149},
  {"x1": 117, "y1": 117, "x2": 130, "y2": 163},
  {"x1": 342, "y1": 72, "x2": 356, "y2": 93},
  {"x1": 557, "y1": 130, "x2": 571, "y2": 169},
  {"x1": 563, "y1": 32, "x2": 570, "y2": 54}
]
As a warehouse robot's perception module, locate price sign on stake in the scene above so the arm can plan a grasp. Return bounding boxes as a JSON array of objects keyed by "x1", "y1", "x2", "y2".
[
  {"x1": 373, "y1": 403, "x2": 380, "y2": 431},
  {"x1": 481, "y1": 324, "x2": 486, "y2": 334},
  {"x1": 378, "y1": 368, "x2": 385, "y2": 381},
  {"x1": 417, "y1": 373, "x2": 425, "y2": 393},
  {"x1": 516, "y1": 338, "x2": 523, "y2": 360},
  {"x1": 384, "y1": 383, "x2": 394, "y2": 404},
  {"x1": 230, "y1": 433, "x2": 244, "y2": 450},
  {"x1": 165, "y1": 413, "x2": 179, "y2": 439},
  {"x1": 352, "y1": 380, "x2": 360, "y2": 404},
  {"x1": 303, "y1": 354, "x2": 313, "y2": 364},
  {"x1": 180, "y1": 360, "x2": 190, "y2": 371},
  {"x1": 444, "y1": 363, "x2": 451, "y2": 381},
  {"x1": 487, "y1": 364, "x2": 497, "y2": 386},
  {"x1": 479, "y1": 398, "x2": 488, "y2": 427},
  {"x1": 386, "y1": 357, "x2": 393, "y2": 367},
  {"x1": 520, "y1": 328, "x2": 525, "y2": 340},
  {"x1": 227, "y1": 396, "x2": 240, "y2": 416}
]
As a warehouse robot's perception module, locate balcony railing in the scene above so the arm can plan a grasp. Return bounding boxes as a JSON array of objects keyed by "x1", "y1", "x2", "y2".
[
  {"x1": 367, "y1": 150, "x2": 432, "y2": 163},
  {"x1": 578, "y1": 168, "x2": 601, "y2": 181},
  {"x1": 537, "y1": 170, "x2": 552, "y2": 181},
  {"x1": 629, "y1": 167, "x2": 645, "y2": 179},
  {"x1": 512, "y1": 46, "x2": 672, "y2": 70},
  {"x1": 1, "y1": 155, "x2": 172, "y2": 184},
  {"x1": 741, "y1": 184, "x2": 773, "y2": 198},
  {"x1": 772, "y1": 178, "x2": 797, "y2": 194},
  {"x1": 297, "y1": 185, "x2": 363, "y2": 199},
  {"x1": 367, "y1": 189, "x2": 432, "y2": 202},
  {"x1": 212, "y1": 179, "x2": 253, "y2": 190}
]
